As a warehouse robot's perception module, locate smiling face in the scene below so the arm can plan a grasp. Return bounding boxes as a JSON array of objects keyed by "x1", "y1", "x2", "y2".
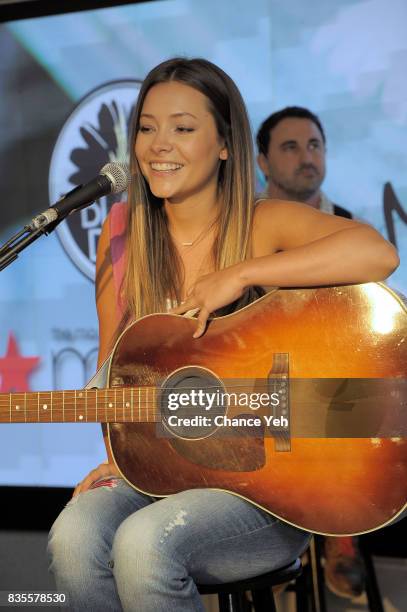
[
  {"x1": 135, "y1": 81, "x2": 228, "y2": 205},
  {"x1": 258, "y1": 117, "x2": 326, "y2": 203}
]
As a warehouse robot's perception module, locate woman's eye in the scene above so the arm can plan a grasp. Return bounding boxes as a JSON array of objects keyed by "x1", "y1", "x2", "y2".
[
  {"x1": 138, "y1": 125, "x2": 153, "y2": 133},
  {"x1": 176, "y1": 126, "x2": 194, "y2": 133}
]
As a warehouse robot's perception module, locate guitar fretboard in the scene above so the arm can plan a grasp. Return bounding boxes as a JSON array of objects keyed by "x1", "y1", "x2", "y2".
[{"x1": 0, "y1": 387, "x2": 160, "y2": 423}]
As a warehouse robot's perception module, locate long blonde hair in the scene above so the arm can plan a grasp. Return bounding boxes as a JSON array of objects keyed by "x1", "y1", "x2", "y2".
[{"x1": 120, "y1": 58, "x2": 256, "y2": 328}]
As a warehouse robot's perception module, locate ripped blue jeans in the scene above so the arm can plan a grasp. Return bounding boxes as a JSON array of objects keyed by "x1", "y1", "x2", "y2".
[{"x1": 47, "y1": 478, "x2": 310, "y2": 611}]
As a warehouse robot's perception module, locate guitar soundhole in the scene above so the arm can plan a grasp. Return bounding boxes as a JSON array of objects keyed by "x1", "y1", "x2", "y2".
[{"x1": 160, "y1": 367, "x2": 226, "y2": 440}]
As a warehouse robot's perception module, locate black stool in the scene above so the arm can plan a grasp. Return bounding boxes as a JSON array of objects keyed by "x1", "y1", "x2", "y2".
[{"x1": 198, "y1": 557, "x2": 303, "y2": 612}]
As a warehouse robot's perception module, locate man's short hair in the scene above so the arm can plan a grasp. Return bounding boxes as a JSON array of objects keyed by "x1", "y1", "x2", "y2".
[{"x1": 256, "y1": 106, "x2": 326, "y2": 156}]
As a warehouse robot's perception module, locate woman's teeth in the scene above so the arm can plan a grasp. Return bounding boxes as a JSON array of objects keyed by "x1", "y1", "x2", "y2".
[{"x1": 150, "y1": 163, "x2": 183, "y2": 171}]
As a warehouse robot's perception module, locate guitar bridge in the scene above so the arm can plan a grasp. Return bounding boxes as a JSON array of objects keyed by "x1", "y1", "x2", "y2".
[{"x1": 268, "y1": 353, "x2": 290, "y2": 452}]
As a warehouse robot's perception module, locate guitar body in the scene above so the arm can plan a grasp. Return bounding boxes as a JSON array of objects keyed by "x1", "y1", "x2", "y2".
[{"x1": 107, "y1": 283, "x2": 407, "y2": 535}]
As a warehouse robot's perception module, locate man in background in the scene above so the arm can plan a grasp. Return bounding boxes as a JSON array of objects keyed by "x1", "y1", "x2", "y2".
[
  {"x1": 256, "y1": 106, "x2": 363, "y2": 601},
  {"x1": 256, "y1": 106, "x2": 352, "y2": 218}
]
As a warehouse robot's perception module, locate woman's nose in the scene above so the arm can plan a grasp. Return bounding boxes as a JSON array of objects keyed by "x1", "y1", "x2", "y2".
[{"x1": 150, "y1": 130, "x2": 173, "y2": 153}]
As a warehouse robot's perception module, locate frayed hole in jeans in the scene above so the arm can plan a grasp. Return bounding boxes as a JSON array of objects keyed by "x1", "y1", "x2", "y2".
[{"x1": 89, "y1": 477, "x2": 120, "y2": 490}]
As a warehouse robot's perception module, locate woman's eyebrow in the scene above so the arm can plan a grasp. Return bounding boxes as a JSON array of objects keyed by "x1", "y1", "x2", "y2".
[
  {"x1": 140, "y1": 112, "x2": 198, "y2": 119},
  {"x1": 171, "y1": 112, "x2": 198, "y2": 119}
]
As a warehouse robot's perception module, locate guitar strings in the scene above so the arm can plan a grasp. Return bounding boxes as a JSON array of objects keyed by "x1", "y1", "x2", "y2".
[{"x1": 1, "y1": 382, "x2": 289, "y2": 421}]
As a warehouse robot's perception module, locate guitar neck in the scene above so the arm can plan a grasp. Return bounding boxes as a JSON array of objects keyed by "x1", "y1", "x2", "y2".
[{"x1": 0, "y1": 387, "x2": 160, "y2": 423}]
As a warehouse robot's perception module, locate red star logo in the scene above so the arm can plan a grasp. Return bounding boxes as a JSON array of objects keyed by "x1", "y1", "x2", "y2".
[{"x1": 0, "y1": 333, "x2": 40, "y2": 392}]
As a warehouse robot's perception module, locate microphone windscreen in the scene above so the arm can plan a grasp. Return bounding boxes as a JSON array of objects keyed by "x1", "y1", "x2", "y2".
[{"x1": 101, "y1": 162, "x2": 131, "y2": 194}]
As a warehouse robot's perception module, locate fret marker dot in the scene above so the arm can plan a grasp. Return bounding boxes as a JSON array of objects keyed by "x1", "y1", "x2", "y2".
[
  {"x1": 15, "y1": 405, "x2": 20, "y2": 411},
  {"x1": 43, "y1": 405, "x2": 48, "y2": 410},
  {"x1": 109, "y1": 403, "x2": 113, "y2": 408},
  {"x1": 78, "y1": 392, "x2": 83, "y2": 398},
  {"x1": 79, "y1": 415, "x2": 84, "y2": 421},
  {"x1": 125, "y1": 402, "x2": 130, "y2": 408}
]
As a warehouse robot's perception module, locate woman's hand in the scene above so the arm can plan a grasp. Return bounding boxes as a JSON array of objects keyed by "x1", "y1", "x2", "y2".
[
  {"x1": 72, "y1": 461, "x2": 121, "y2": 497},
  {"x1": 170, "y1": 264, "x2": 247, "y2": 338}
]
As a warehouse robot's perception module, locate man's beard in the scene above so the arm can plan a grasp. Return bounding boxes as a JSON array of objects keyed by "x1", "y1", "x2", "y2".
[{"x1": 272, "y1": 164, "x2": 324, "y2": 202}]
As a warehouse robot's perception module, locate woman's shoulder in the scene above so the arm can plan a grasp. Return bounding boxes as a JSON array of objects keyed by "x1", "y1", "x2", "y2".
[
  {"x1": 251, "y1": 199, "x2": 287, "y2": 256},
  {"x1": 254, "y1": 197, "x2": 309, "y2": 214},
  {"x1": 109, "y1": 201, "x2": 128, "y2": 238},
  {"x1": 105, "y1": 201, "x2": 128, "y2": 266},
  {"x1": 253, "y1": 197, "x2": 297, "y2": 227},
  {"x1": 96, "y1": 201, "x2": 128, "y2": 305},
  {"x1": 95, "y1": 203, "x2": 128, "y2": 359},
  {"x1": 251, "y1": 198, "x2": 330, "y2": 256},
  {"x1": 253, "y1": 197, "x2": 334, "y2": 229}
]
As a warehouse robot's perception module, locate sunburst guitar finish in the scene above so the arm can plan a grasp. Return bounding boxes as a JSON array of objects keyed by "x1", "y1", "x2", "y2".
[
  {"x1": 106, "y1": 283, "x2": 407, "y2": 536},
  {"x1": 1, "y1": 283, "x2": 406, "y2": 535}
]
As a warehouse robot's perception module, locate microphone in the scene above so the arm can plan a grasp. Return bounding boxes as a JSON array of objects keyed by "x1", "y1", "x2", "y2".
[{"x1": 30, "y1": 161, "x2": 130, "y2": 230}]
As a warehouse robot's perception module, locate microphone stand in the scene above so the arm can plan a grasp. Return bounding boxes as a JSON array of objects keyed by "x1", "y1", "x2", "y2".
[
  {"x1": 0, "y1": 226, "x2": 45, "y2": 271},
  {"x1": 0, "y1": 194, "x2": 81, "y2": 272},
  {"x1": 0, "y1": 164, "x2": 129, "y2": 272}
]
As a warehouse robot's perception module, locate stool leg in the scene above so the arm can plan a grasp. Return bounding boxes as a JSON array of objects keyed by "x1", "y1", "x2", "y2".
[
  {"x1": 308, "y1": 536, "x2": 327, "y2": 612},
  {"x1": 218, "y1": 592, "x2": 233, "y2": 612},
  {"x1": 359, "y1": 544, "x2": 385, "y2": 612},
  {"x1": 251, "y1": 588, "x2": 277, "y2": 612},
  {"x1": 218, "y1": 592, "x2": 249, "y2": 612},
  {"x1": 294, "y1": 570, "x2": 310, "y2": 612}
]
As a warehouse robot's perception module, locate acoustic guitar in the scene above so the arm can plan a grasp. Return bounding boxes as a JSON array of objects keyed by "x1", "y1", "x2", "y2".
[{"x1": 1, "y1": 283, "x2": 406, "y2": 536}]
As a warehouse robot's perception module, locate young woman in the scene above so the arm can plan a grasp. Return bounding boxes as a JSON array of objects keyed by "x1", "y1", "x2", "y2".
[{"x1": 48, "y1": 58, "x2": 399, "y2": 611}]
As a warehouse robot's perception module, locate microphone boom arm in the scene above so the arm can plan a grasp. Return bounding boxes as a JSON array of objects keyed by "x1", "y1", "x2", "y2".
[
  {"x1": 0, "y1": 185, "x2": 87, "y2": 272},
  {"x1": 0, "y1": 161, "x2": 130, "y2": 272},
  {"x1": 0, "y1": 225, "x2": 46, "y2": 272}
]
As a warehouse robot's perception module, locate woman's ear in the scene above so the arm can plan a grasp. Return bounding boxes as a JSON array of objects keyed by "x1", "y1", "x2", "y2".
[{"x1": 219, "y1": 147, "x2": 228, "y2": 160}]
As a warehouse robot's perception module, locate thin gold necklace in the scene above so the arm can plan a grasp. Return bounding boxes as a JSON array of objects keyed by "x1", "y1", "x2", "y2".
[{"x1": 171, "y1": 217, "x2": 218, "y2": 248}]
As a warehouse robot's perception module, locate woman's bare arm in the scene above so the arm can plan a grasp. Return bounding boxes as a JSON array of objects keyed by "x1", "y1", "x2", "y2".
[
  {"x1": 73, "y1": 218, "x2": 120, "y2": 496},
  {"x1": 245, "y1": 199, "x2": 399, "y2": 286},
  {"x1": 95, "y1": 218, "x2": 119, "y2": 369},
  {"x1": 172, "y1": 200, "x2": 399, "y2": 337}
]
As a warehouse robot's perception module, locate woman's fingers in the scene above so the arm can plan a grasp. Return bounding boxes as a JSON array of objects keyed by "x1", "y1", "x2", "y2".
[
  {"x1": 73, "y1": 472, "x2": 96, "y2": 497},
  {"x1": 192, "y1": 307, "x2": 210, "y2": 338},
  {"x1": 169, "y1": 300, "x2": 210, "y2": 338},
  {"x1": 169, "y1": 298, "x2": 195, "y2": 315},
  {"x1": 72, "y1": 462, "x2": 118, "y2": 498},
  {"x1": 168, "y1": 267, "x2": 245, "y2": 336}
]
